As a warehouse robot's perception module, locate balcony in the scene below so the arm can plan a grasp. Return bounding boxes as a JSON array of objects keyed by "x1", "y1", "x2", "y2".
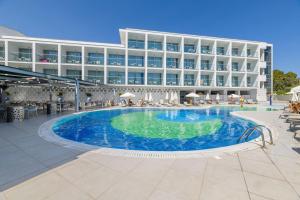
[
  {"x1": 62, "y1": 52, "x2": 82, "y2": 64},
  {"x1": 201, "y1": 62, "x2": 211, "y2": 70},
  {"x1": 167, "y1": 43, "x2": 179, "y2": 52},
  {"x1": 166, "y1": 78, "x2": 179, "y2": 85},
  {"x1": 147, "y1": 77, "x2": 162, "y2": 85},
  {"x1": 0, "y1": 48, "x2": 5, "y2": 60},
  {"x1": 86, "y1": 53, "x2": 104, "y2": 65},
  {"x1": 86, "y1": 75, "x2": 104, "y2": 84},
  {"x1": 201, "y1": 46, "x2": 212, "y2": 54},
  {"x1": 216, "y1": 81, "x2": 225, "y2": 87},
  {"x1": 200, "y1": 76, "x2": 212, "y2": 86},
  {"x1": 148, "y1": 41, "x2": 162, "y2": 51},
  {"x1": 184, "y1": 80, "x2": 195, "y2": 86},
  {"x1": 128, "y1": 78, "x2": 144, "y2": 85},
  {"x1": 128, "y1": 56, "x2": 144, "y2": 67},
  {"x1": 184, "y1": 59, "x2": 195, "y2": 69},
  {"x1": 10, "y1": 51, "x2": 32, "y2": 62},
  {"x1": 107, "y1": 55, "x2": 125, "y2": 66},
  {"x1": 37, "y1": 52, "x2": 58, "y2": 63},
  {"x1": 166, "y1": 58, "x2": 179, "y2": 69},
  {"x1": 232, "y1": 78, "x2": 240, "y2": 87},
  {"x1": 217, "y1": 47, "x2": 225, "y2": 55},
  {"x1": 43, "y1": 69, "x2": 58, "y2": 76},
  {"x1": 108, "y1": 76, "x2": 125, "y2": 84},
  {"x1": 148, "y1": 57, "x2": 162, "y2": 68},
  {"x1": 232, "y1": 63, "x2": 240, "y2": 72},
  {"x1": 247, "y1": 49, "x2": 258, "y2": 58},
  {"x1": 217, "y1": 64, "x2": 227, "y2": 71},
  {"x1": 128, "y1": 39, "x2": 145, "y2": 49},
  {"x1": 184, "y1": 45, "x2": 196, "y2": 53}
]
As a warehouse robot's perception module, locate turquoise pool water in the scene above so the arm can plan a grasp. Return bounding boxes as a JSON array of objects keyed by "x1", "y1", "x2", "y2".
[{"x1": 52, "y1": 106, "x2": 259, "y2": 151}]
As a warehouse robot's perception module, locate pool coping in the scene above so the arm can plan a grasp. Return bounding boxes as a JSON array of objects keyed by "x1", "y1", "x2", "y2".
[{"x1": 38, "y1": 106, "x2": 278, "y2": 158}]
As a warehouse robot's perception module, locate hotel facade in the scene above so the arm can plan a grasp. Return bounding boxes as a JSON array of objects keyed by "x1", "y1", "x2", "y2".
[{"x1": 0, "y1": 27, "x2": 272, "y2": 102}]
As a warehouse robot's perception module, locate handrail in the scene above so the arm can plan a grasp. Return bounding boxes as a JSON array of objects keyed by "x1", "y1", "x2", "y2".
[{"x1": 237, "y1": 125, "x2": 273, "y2": 147}]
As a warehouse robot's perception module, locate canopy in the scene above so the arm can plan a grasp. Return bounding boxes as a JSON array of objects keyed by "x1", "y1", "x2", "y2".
[
  {"x1": 186, "y1": 92, "x2": 199, "y2": 98},
  {"x1": 205, "y1": 93, "x2": 210, "y2": 100},
  {"x1": 290, "y1": 85, "x2": 300, "y2": 93},
  {"x1": 216, "y1": 93, "x2": 220, "y2": 101},
  {"x1": 120, "y1": 92, "x2": 135, "y2": 98}
]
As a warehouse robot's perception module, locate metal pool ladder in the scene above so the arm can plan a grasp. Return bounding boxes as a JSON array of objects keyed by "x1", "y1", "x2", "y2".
[{"x1": 237, "y1": 125, "x2": 273, "y2": 147}]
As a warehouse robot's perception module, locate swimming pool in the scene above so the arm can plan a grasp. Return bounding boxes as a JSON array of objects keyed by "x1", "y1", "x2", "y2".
[{"x1": 52, "y1": 106, "x2": 259, "y2": 151}]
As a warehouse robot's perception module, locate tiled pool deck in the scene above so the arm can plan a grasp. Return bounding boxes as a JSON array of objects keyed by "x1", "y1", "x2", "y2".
[{"x1": 0, "y1": 110, "x2": 300, "y2": 200}]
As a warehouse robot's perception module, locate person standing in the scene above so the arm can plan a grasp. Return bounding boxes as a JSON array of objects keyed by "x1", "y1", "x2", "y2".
[{"x1": 240, "y1": 95, "x2": 244, "y2": 108}]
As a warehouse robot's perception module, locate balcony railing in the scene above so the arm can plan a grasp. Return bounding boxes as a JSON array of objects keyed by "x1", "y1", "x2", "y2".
[
  {"x1": 184, "y1": 80, "x2": 195, "y2": 86},
  {"x1": 86, "y1": 56, "x2": 104, "y2": 65},
  {"x1": 167, "y1": 43, "x2": 179, "y2": 52},
  {"x1": 247, "y1": 52, "x2": 258, "y2": 58},
  {"x1": 147, "y1": 59, "x2": 162, "y2": 68},
  {"x1": 201, "y1": 63, "x2": 211, "y2": 70},
  {"x1": 148, "y1": 41, "x2": 162, "y2": 51},
  {"x1": 166, "y1": 78, "x2": 179, "y2": 85},
  {"x1": 216, "y1": 81, "x2": 225, "y2": 86},
  {"x1": 201, "y1": 47, "x2": 212, "y2": 54},
  {"x1": 232, "y1": 81, "x2": 240, "y2": 87},
  {"x1": 0, "y1": 51, "x2": 4, "y2": 60},
  {"x1": 128, "y1": 78, "x2": 144, "y2": 85},
  {"x1": 184, "y1": 60, "x2": 195, "y2": 69},
  {"x1": 147, "y1": 77, "x2": 162, "y2": 85},
  {"x1": 65, "y1": 74, "x2": 82, "y2": 79},
  {"x1": 200, "y1": 79, "x2": 212, "y2": 86},
  {"x1": 85, "y1": 75, "x2": 104, "y2": 84},
  {"x1": 62, "y1": 55, "x2": 82, "y2": 64},
  {"x1": 128, "y1": 58, "x2": 144, "y2": 67},
  {"x1": 10, "y1": 52, "x2": 32, "y2": 62},
  {"x1": 166, "y1": 60, "x2": 179, "y2": 68},
  {"x1": 107, "y1": 58, "x2": 125, "y2": 66},
  {"x1": 184, "y1": 45, "x2": 196, "y2": 53},
  {"x1": 247, "y1": 82, "x2": 257, "y2": 87},
  {"x1": 107, "y1": 76, "x2": 125, "y2": 84},
  {"x1": 217, "y1": 65, "x2": 227, "y2": 71},
  {"x1": 128, "y1": 40, "x2": 145, "y2": 49},
  {"x1": 37, "y1": 54, "x2": 58, "y2": 63}
]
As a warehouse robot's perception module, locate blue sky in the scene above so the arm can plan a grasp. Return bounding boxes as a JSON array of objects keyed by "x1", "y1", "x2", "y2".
[{"x1": 0, "y1": 0, "x2": 299, "y2": 75}]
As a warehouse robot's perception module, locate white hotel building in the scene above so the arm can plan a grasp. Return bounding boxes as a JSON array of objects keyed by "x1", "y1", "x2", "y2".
[{"x1": 0, "y1": 27, "x2": 272, "y2": 102}]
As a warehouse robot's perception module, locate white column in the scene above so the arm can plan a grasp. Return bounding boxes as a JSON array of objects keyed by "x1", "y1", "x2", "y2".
[
  {"x1": 104, "y1": 48, "x2": 107, "y2": 84},
  {"x1": 58, "y1": 44, "x2": 62, "y2": 76},
  {"x1": 125, "y1": 31, "x2": 128, "y2": 85},
  {"x1": 32, "y1": 42, "x2": 36, "y2": 72},
  {"x1": 145, "y1": 34, "x2": 148, "y2": 86},
  {"x1": 180, "y1": 37, "x2": 184, "y2": 86},
  {"x1": 4, "y1": 40, "x2": 8, "y2": 66},
  {"x1": 196, "y1": 39, "x2": 201, "y2": 86},
  {"x1": 163, "y1": 35, "x2": 167, "y2": 86},
  {"x1": 81, "y1": 46, "x2": 85, "y2": 80}
]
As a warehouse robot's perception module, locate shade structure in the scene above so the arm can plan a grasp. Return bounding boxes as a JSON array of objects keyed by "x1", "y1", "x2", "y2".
[
  {"x1": 144, "y1": 93, "x2": 148, "y2": 101},
  {"x1": 230, "y1": 94, "x2": 240, "y2": 98},
  {"x1": 291, "y1": 85, "x2": 300, "y2": 93},
  {"x1": 205, "y1": 93, "x2": 210, "y2": 100},
  {"x1": 120, "y1": 92, "x2": 135, "y2": 98},
  {"x1": 165, "y1": 92, "x2": 169, "y2": 100},
  {"x1": 291, "y1": 92, "x2": 299, "y2": 102},
  {"x1": 186, "y1": 92, "x2": 200, "y2": 98},
  {"x1": 148, "y1": 92, "x2": 153, "y2": 102},
  {"x1": 216, "y1": 93, "x2": 220, "y2": 101}
]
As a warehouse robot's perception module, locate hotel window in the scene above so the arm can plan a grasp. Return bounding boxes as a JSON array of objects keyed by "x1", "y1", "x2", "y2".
[
  {"x1": 40, "y1": 50, "x2": 57, "y2": 63},
  {"x1": 217, "y1": 61, "x2": 225, "y2": 71},
  {"x1": 247, "y1": 49, "x2": 251, "y2": 57},
  {"x1": 184, "y1": 44, "x2": 196, "y2": 53},
  {"x1": 108, "y1": 71, "x2": 125, "y2": 84},
  {"x1": 87, "y1": 70, "x2": 104, "y2": 84},
  {"x1": 184, "y1": 74, "x2": 195, "y2": 86},
  {"x1": 66, "y1": 69, "x2": 82, "y2": 79},
  {"x1": 128, "y1": 39, "x2": 145, "y2": 49},
  {"x1": 148, "y1": 57, "x2": 162, "y2": 68},
  {"x1": 232, "y1": 76, "x2": 239, "y2": 87},
  {"x1": 87, "y1": 53, "x2": 104, "y2": 65},
  {"x1": 247, "y1": 63, "x2": 252, "y2": 71},
  {"x1": 166, "y1": 74, "x2": 179, "y2": 85},
  {"x1": 66, "y1": 51, "x2": 81, "y2": 64},
  {"x1": 128, "y1": 55, "x2": 144, "y2": 67},
  {"x1": 166, "y1": 58, "x2": 179, "y2": 68},
  {"x1": 128, "y1": 72, "x2": 144, "y2": 85},
  {"x1": 167, "y1": 43, "x2": 179, "y2": 52},
  {"x1": 18, "y1": 48, "x2": 32, "y2": 62},
  {"x1": 216, "y1": 75, "x2": 225, "y2": 86},
  {"x1": 232, "y1": 48, "x2": 239, "y2": 56},
  {"x1": 0, "y1": 47, "x2": 4, "y2": 60},
  {"x1": 201, "y1": 75, "x2": 210, "y2": 86},
  {"x1": 148, "y1": 73, "x2": 162, "y2": 85},
  {"x1": 247, "y1": 77, "x2": 252, "y2": 87},
  {"x1": 201, "y1": 60, "x2": 210, "y2": 70},
  {"x1": 201, "y1": 45, "x2": 211, "y2": 54},
  {"x1": 43, "y1": 69, "x2": 58, "y2": 76},
  {"x1": 217, "y1": 47, "x2": 225, "y2": 55},
  {"x1": 148, "y1": 41, "x2": 162, "y2": 50},
  {"x1": 232, "y1": 62, "x2": 239, "y2": 71},
  {"x1": 108, "y1": 54, "x2": 125, "y2": 66},
  {"x1": 184, "y1": 59, "x2": 195, "y2": 69}
]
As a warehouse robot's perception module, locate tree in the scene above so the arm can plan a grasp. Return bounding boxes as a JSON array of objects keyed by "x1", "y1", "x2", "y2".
[{"x1": 273, "y1": 69, "x2": 299, "y2": 95}]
